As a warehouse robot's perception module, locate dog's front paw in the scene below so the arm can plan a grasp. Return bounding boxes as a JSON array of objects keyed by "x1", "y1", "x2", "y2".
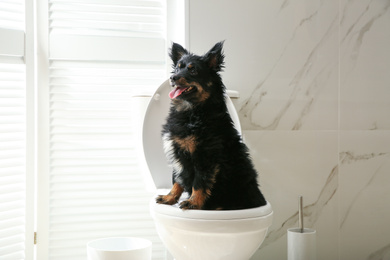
[
  {"x1": 179, "y1": 199, "x2": 201, "y2": 210},
  {"x1": 156, "y1": 194, "x2": 177, "y2": 205}
]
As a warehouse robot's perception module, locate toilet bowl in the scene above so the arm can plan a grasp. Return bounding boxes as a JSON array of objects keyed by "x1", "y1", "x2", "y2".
[
  {"x1": 150, "y1": 196, "x2": 272, "y2": 260},
  {"x1": 139, "y1": 80, "x2": 273, "y2": 260}
]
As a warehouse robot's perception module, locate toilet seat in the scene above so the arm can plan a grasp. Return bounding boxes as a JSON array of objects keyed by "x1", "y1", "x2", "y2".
[
  {"x1": 143, "y1": 80, "x2": 242, "y2": 190},
  {"x1": 150, "y1": 198, "x2": 272, "y2": 220}
]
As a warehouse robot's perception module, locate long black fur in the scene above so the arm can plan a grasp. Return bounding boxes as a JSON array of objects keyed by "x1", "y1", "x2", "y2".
[{"x1": 156, "y1": 42, "x2": 266, "y2": 210}]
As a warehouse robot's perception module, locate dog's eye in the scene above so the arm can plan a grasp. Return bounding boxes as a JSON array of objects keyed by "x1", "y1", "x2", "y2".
[{"x1": 188, "y1": 66, "x2": 197, "y2": 75}]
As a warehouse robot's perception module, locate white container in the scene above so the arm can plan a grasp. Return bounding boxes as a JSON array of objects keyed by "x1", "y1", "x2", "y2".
[
  {"x1": 287, "y1": 228, "x2": 316, "y2": 260},
  {"x1": 87, "y1": 237, "x2": 152, "y2": 260}
]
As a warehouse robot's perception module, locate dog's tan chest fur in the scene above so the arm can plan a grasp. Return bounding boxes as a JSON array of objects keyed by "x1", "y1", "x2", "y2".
[{"x1": 173, "y1": 135, "x2": 197, "y2": 154}]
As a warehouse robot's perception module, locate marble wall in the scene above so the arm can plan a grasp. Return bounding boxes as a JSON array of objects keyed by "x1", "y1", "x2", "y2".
[{"x1": 188, "y1": 0, "x2": 390, "y2": 259}]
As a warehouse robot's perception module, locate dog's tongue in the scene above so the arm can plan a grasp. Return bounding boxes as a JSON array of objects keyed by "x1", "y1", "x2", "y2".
[{"x1": 169, "y1": 86, "x2": 186, "y2": 99}]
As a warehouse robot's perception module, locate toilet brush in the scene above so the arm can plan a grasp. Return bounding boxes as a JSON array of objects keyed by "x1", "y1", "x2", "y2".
[
  {"x1": 287, "y1": 196, "x2": 317, "y2": 260},
  {"x1": 298, "y1": 196, "x2": 303, "y2": 233}
]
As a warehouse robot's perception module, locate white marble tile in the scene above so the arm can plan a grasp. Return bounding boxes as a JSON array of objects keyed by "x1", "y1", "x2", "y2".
[
  {"x1": 339, "y1": 131, "x2": 390, "y2": 260},
  {"x1": 238, "y1": 1, "x2": 339, "y2": 131},
  {"x1": 188, "y1": 1, "x2": 390, "y2": 259},
  {"x1": 340, "y1": 0, "x2": 390, "y2": 130},
  {"x1": 243, "y1": 131, "x2": 339, "y2": 260},
  {"x1": 189, "y1": 0, "x2": 339, "y2": 131}
]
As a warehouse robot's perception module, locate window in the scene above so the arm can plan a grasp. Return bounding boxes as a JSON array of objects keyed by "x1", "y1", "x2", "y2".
[
  {"x1": 37, "y1": 1, "x2": 168, "y2": 259},
  {"x1": 0, "y1": 0, "x2": 187, "y2": 259}
]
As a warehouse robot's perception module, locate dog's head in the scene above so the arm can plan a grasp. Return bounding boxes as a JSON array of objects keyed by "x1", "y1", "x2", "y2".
[{"x1": 168, "y1": 42, "x2": 225, "y2": 110}]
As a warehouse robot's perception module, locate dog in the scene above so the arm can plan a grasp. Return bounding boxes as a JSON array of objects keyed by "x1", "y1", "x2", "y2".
[{"x1": 156, "y1": 41, "x2": 267, "y2": 210}]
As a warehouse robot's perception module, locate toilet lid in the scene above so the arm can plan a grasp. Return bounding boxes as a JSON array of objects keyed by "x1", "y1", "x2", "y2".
[
  {"x1": 143, "y1": 80, "x2": 241, "y2": 189},
  {"x1": 142, "y1": 80, "x2": 173, "y2": 189}
]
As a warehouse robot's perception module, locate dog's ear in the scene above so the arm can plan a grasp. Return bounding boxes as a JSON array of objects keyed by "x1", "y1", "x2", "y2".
[
  {"x1": 169, "y1": 42, "x2": 188, "y2": 66},
  {"x1": 204, "y1": 41, "x2": 225, "y2": 72}
]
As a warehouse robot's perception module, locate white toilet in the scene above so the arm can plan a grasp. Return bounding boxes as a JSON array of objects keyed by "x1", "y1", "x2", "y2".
[{"x1": 138, "y1": 80, "x2": 273, "y2": 260}]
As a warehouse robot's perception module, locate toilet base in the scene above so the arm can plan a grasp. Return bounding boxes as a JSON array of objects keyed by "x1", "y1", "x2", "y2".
[{"x1": 155, "y1": 218, "x2": 269, "y2": 260}]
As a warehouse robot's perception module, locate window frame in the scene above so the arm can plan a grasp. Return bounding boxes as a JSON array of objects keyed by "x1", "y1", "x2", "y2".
[{"x1": 25, "y1": 0, "x2": 36, "y2": 258}]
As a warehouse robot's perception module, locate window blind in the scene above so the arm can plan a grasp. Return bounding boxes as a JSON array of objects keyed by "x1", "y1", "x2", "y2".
[
  {"x1": 0, "y1": 0, "x2": 24, "y2": 30},
  {"x1": 42, "y1": 1, "x2": 168, "y2": 259},
  {"x1": 0, "y1": 64, "x2": 26, "y2": 259},
  {"x1": 49, "y1": 0, "x2": 166, "y2": 61},
  {"x1": 0, "y1": 0, "x2": 28, "y2": 259}
]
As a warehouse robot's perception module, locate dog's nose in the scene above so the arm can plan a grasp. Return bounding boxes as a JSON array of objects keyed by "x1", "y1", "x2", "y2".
[{"x1": 170, "y1": 74, "x2": 179, "y2": 81}]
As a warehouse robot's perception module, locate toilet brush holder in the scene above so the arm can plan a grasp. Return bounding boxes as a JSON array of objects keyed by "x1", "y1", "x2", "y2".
[
  {"x1": 288, "y1": 228, "x2": 316, "y2": 260},
  {"x1": 287, "y1": 196, "x2": 317, "y2": 260}
]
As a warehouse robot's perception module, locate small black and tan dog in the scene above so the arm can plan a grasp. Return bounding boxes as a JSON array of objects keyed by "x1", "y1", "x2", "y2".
[{"x1": 156, "y1": 41, "x2": 266, "y2": 210}]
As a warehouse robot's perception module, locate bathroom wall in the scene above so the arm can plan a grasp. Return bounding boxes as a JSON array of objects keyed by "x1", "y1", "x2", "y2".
[{"x1": 187, "y1": 0, "x2": 390, "y2": 259}]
